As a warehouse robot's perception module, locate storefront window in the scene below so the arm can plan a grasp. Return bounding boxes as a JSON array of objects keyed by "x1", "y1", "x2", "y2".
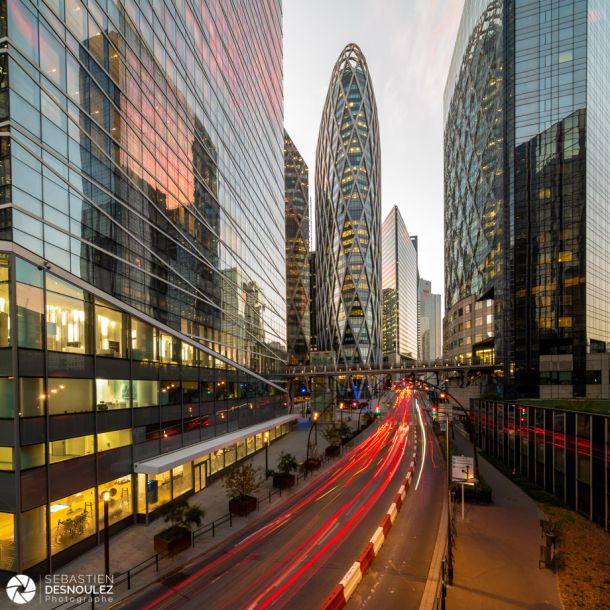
[
  {"x1": 224, "y1": 445, "x2": 236, "y2": 467},
  {"x1": 50, "y1": 487, "x2": 96, "y2": 555},
  {"x1": 0, "y1": 446, "x2": 13, "y2": 470},
  {"x1": 19, "y1": 378, "x2": 45, "y2": 417},
  {"x1": 236, "y1": 441, "x2": 246, "y2": 461},
  {"x1": 131, "y1": 318, "x2": 157, "y2": 361},
  {"x1": 97, "y1": 476, "x2": 132, "y2": 529},
  {"x1": 210, "y1": 449, "x2": 224, "y2": 474},
  {"x1": 48, "y1": 378, "x2": 93, "y2": 414},
  {"x1": 46, "y1": 275, "x2": 89, "y2": 354},
  {"x1": 0, "y1": 378, "x2": 13, "y2": 417},
  {"x1": 137, "y1": 473, "x2": 147, "y2": 514},
  {"x1": 21, "y1": 505, "x2": 46, "y2": 569},
  {"x1": 97, "y1": 429, "x2": 132, "y2": 452},
  {"x1": 146, "y1": 471, "x2": 171, "y2": 512},
  {"x1": 172, "y1": 464, "x2": 192, "y2": 498},
  {"x1": 0, "y1": 512, "x2": 15, "y2": 571},
  {"x1": 159, "y1": 332, "x2": 178, "y2": 364},
  {"x1": 0, "y1": 256, "x2": 10, "y2": 347},
  {"x1": 20, "y1": 443, "x2": 45, "y2": 469},
  {"x1": 49, "y1": 435, "x2": 94, "y2": 463},
  {"x1": 96, "y1": 379, "x2": 130, "y2": 410},
  {"x1": 16, "y1": 259, "x2": 44, "y2": 349},
  {"x1": 132, "y1": 380, "x2": 158, "y2": 408},
  {"x1": 95, "y1": 303, "x2": 125, "y2": 358},
  {"x1": 246, "y1": 436, "x2": 254, "y2": 455}
]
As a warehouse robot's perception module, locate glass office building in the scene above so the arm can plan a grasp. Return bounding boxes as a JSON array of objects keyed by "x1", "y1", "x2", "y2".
[
  {"x1": 284, "y1": 132, "x2": 310, "y2": 366},
  {"x1": 418, "y1": 278, "x2": 441, "y2": 363},
  {"x1": 444, "y1": 0, "x2": 610, "y2": 397},
  {"x1": 0, "y1": 0, "x2": 289, "y2": 576},
  {"x1": 315, "y1": 43, "x2": 382, "y2": 368},
  {"x1": 381, "y1": 206, "x2": 418, "y2": 363}
]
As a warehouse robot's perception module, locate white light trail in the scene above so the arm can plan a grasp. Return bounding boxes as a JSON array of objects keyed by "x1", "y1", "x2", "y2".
[{"x1": 414, "y1": 395, "x2": 426, "y2": 491}]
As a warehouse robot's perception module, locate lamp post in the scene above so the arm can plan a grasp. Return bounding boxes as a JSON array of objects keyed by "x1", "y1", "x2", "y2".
[
  {"x1": 339, "y1": 402, "x2": 343, "y2": 422},
  {"x1": 103, "y1": 491, "x2": 110, "y2": 577},
  {"x1": 264, "y1": 431, "x2": 270, "y2": 478},
  {"x1": 306, "y1": 411, "x2": 319, "y2": 462}
]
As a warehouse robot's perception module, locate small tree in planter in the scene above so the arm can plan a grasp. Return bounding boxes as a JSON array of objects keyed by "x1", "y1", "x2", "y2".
[
  {"x1": 273, "y1": 452, "x2": 298, "y2": 489},
  {"x1": 224, "y1": 462, "x2": 261, "y2": 516},
  {"x1": 322, "y1": 423, "x2": 343, "y2": 457},
  {"x1": 153, "y1": 497, "x2": 204, "y2": 556}
]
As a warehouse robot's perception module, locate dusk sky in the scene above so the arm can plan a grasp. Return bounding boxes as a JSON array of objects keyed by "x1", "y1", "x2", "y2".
[{"x1": 284, "y1": 0, "x2": 465, "y2": 309}]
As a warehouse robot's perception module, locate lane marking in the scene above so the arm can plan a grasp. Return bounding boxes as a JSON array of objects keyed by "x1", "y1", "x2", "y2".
[{"x1": 414, "y1": 396, "x2": 426, "y2": 491}]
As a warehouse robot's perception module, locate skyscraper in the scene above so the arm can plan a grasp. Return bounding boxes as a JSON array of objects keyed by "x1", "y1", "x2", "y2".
[
  {"x1": 418, "y1": 279, "x2": 441, "y2": 363},
  {"x1": 445, "y1": 0, "x2": 610, "y2": 397},
  {"x1": 284, "y1": 132, "x2": 310, "y2": 366},
  {"x1": 315, "y1": 44, "x2": 382, "y2": 368},
  {"x1": 381, "y1": 206, "x2": 419, "y2": 364},
  {"x1": 0, "y1": 0, "x2": 290, "y2": 575}
]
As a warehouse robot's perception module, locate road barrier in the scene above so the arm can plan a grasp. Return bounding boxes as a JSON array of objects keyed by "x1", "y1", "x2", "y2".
[{"x1": 319, "y1": 427, "x2": 419, "y2": 609}]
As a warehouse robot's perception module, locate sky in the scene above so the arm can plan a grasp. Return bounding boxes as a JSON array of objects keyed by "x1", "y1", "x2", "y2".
[{"x1": 283, "y1": 0, "x2": 465, "y2": 308}]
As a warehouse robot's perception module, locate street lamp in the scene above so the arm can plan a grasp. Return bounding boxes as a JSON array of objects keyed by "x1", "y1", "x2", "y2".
[
  {"x1": 339, "y1": 402, "x2": 344, "y2": 422},
  {"x1": 103, "y1": 491, "x2": 110, "y2": 577},
  {"x1": 264, "y1": 431, "x2": 270, "y2": 478},
  {"x1": 306, "y1": 411, "x2": 319, "y2": 462}
]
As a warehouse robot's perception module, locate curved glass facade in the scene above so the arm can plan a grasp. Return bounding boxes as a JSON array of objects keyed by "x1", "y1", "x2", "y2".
[
  {"x1": 284, "y1": 132, "x2": 310, "y2": 365},
  {"x1": 315, "y1": 44, "x2": 381, "y2": 368}
]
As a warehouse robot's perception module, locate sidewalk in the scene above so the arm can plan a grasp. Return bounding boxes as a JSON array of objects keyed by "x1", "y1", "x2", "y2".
[
  {"x1": 446, "y1": 428, "x2": 563, "y2": 610},
  {"x1": 36, "y1": 418, "x2": 360, "y2": 609}
]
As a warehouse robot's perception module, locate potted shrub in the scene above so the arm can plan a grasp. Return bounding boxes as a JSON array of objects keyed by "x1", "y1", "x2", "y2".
[
  {"x1": 273, "y1": 452, "x2": 298, "y2": 489},
  {"x1": 224, "y1": 462, "x2": 261, "y2": 516},
  {"x1": 153, "y1": 497, "x2": 204, "y2": 556},
  {"x1": 322, "y1": 423, "x2": 343, "y2": 457}
]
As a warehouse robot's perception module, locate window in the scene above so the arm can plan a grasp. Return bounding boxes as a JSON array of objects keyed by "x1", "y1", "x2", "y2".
[
  {"x1": 172, "y1": 464, "x2": 192, "y2": 498},
  {"x1": 50, "y1": 487, "x2": 95, "y2": 554},
  {"x1": 19, "y1": 378, "x2": 45, "y2": 417},
  {"x1": 131, "y1": 318, "x2": 157, "y2": 361},
  {"x1": 0, "y1": 256, "x2": 9, "y2": 347},
  {"x1": 159, "y1": 332, "x2": 178, "y2": 364},
  {"x1": 0, "y1": 378, "x2": 13, "y2": 417},
  {"x1": 98, "y1": 476, "x2": 132, "y2": 529},
  {"x1": 97, "y1": 429, "x2": 132, "y2": 452},
  {"x1": 20, "y1": 443, "x2": 45, "y2": 469},
  {"x1": 0, "y1": 446, "x2": 13, "y2": 470},
  {"x1": 96, "y1": 379, "x2": 130, "y2": 410},
  {"x1": 585, "y1": 370, "x2": 601, "y2": 385},
  {"x1": 16, "y1": 259, "x2": 44, "y2": 349},
  {"x1": 159, "y1": 381, "x2": 180, "y2": 406},
  {"x1": 46, "y1": 276, "x2": 89, "y2": 354},
  {"x1": 20, "y1": 506, "x2": 46, "y2": 569},
  {"x1": 49, "y1": 434, "x2": 94, "y2": 463},
  {"x1": 0, "y1": 512, "x2": 15, "y2": 571},
  {"x1": 48, "y1": 378, "x2": 93, "y2": 414},
  {"x1": 146, "y1": 471, "x2": 171, "y2": 512},
  {"x1": 132, "y1": 380, "x2": 158, "y2": 407},
  {"x1": 95, "y1": 303, "x2": 125, "y2": 358}
]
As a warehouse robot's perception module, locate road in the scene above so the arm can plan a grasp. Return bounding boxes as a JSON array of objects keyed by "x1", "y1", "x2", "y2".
[
  {"x1": 117, "y1": 389, "x2": 418, "y2": 610},
  {"x1": 347, "y1": 391, "x2": 446, "y2": 609}
]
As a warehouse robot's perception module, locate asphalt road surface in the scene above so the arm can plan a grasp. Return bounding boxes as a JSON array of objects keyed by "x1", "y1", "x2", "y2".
[{"x1": 117, "y1": 389, "x2": 420, "y2": 610}]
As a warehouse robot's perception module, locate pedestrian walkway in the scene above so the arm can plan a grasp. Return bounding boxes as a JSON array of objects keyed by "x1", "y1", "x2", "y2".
[
  {"x1": 36, "y1": 416, "x2": 367, "y2": 610},
  {"x1": 446, "y1": 428, "x2": 563, "y2": 610}
]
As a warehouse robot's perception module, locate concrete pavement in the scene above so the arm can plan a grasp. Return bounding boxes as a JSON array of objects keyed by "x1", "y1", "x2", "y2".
[{"x1": 446, "y1": 428, "x2": 563, "y2": 610}]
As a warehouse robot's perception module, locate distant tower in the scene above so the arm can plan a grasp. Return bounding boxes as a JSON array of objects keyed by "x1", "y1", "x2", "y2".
[
  {"x1": 284, "y1": 131, "x2": 310, "y2": 365},
  {"x1": 316, "y1": 44, "x2": 382, "y2": 367}
]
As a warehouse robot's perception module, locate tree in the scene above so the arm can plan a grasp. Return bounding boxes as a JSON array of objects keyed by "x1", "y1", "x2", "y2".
[
  {"x1": 223, "y1": 462, "x2": 261, "y2": 500},
  {"x1": 158, "y1": 497, "x2": 204, "y2": 532},
  {"x1": 276, "y1": 451, "x2": 298, "y2": 475},
  {"x1": 322, "y1": 422, "x2": 351, "y2": 447}
]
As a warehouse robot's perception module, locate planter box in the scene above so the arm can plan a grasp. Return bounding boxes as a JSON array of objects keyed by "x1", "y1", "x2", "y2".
[
  {"x1": 153, "y1": 526, "x2": 191, "y2": 556},
  {"x1": 325, "y1": 445, "x2": 341, "y2": 457},
  {"x1": 273, "y1": 473, "x2": 296, "y2": 490},
  {"x1": 229, "y1": 495, "x2": 257, "y2": 517},
  {"x1": 304, "y1": 458, "x2": 322, "y2": 471}
]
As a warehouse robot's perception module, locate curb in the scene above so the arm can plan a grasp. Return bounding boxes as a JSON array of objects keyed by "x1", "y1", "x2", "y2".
[{"x1": 319, "y1": 427, "x2": 419, "y2": 609}]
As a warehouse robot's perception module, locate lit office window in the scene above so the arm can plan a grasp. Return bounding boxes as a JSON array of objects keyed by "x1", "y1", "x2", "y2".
[
  {"x1": 50, "y1": 487, "x2": 95, "y2": 554},
  {"x1": 95, "y1": 303, "x2": 125, "y2": 358},
  {"x1": 46, "y1": 275, "x2": 89, "y2": 354},
  {"x1": 20, "y1": 506, "x2": 46, "y2": 569},
  {"x1": 96, "y1": 379, "x2": 130, "y2": 410},
  {"x1": 47, "y1": 378, "x2": 93, "y2": 414},
  {"x1": 131, "y1": 318, "x2": 157, "y2": 361},
  {"x1": 97, "y1": 476, "x2": 132, "y2": 529},
  {"x1": 0, "y1": 512, "x2": 15, "y2": 571},
  {"x1": 49, "y1": 435, "x2": 94, "y2": 463},
  {"x1": 97, "y1": 429, "x2": 132, "y2": 452}
]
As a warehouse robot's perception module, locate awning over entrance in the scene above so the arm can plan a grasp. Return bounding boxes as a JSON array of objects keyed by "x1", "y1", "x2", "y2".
[{"x1": 134, "y1": 414, "x2": 301, "y2": 474}]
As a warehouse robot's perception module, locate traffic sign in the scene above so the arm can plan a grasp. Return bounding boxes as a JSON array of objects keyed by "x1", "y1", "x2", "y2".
[{"x1": 451, "y1": 455, "x2": 475, "y2": 484}]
